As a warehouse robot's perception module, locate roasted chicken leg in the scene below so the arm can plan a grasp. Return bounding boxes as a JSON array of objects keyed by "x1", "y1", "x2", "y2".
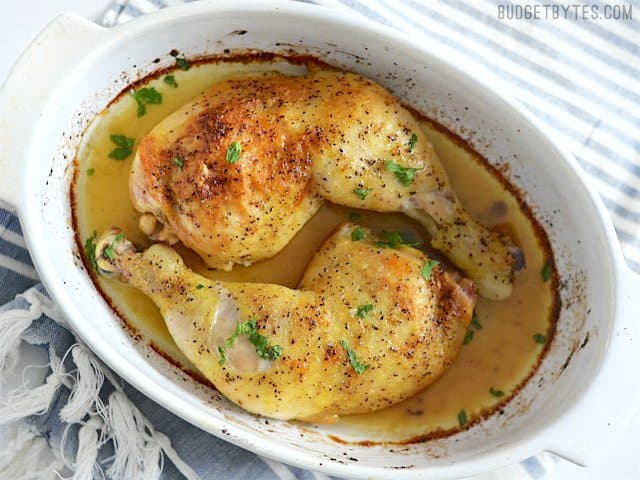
[
  {"x1": 95, "y1": 224, "x2": 475, "y2": 421},
  {"x1": 130, "y1": 70, "x2": 515, "y2": 299}
]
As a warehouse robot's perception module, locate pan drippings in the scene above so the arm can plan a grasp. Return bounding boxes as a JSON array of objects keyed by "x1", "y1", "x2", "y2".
[{"x1": 72, "y1": 58, "x2": 557, "y2": 442}]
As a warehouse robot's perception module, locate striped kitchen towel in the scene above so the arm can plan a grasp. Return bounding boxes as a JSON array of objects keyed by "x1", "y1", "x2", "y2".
[{"x1": 0, "y1": 0, "x2": 637, "y2": 479}]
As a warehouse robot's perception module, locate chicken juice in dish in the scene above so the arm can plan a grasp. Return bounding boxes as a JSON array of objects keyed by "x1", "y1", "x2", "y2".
[{"x1": 72, "y1": 57, "x2": 557, "y2": 441}]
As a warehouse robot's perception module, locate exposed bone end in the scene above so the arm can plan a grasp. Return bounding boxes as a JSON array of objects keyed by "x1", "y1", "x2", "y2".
[
  {"x1": 403, "y1": 191, "x2": 517, "y2": 301},
  {"x1": 208, "y1": 291, "x2": 274, "y2": 374},
  {"x1": 138, "y1": 213, "x2": 179, "y2": 245},
  {"x1": 95, "y1": 228, "x2": 136, "y2": 276}
]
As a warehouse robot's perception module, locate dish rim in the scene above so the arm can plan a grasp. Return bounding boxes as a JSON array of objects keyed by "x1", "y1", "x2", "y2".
[{"x1": 3, "y1": 1, "x2": 636, "y2": 478}]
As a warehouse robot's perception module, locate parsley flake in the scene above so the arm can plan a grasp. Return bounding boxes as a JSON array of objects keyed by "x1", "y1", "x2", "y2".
[
  {"x1": 108, "y1": 134, "x2": 134, "y2": 160},
  {"x1": 386, "y1": 161, "x2": 421, "y2": 186},
  {"x1": 458, "y1": 409, "x2": 468, "y2": 426},
  {"x1": 86, "y1": 168, "x2": 95, "y2": 176},
  {"x1": 196, "y1": 283, "x2": 205, "y2": 290},
  {"x1": 489, "y1": 387, "x2": 505, "y2": 398},
  {"x1": 533, "y1": 333, "x2": 547, "y2": 344},
  {"x1": 408, "y1": 133, "x2": 418, "y2": 152},
  {"x1": 84, "y1": 230, "x2": 98, "y2": 271},
  {"x1": 226, "y1": 142, "x2": 242, "y2": 163},
  {"x1": 103, "y1": 232, "x2": 125, "y2": 261},
  {"x1": 355, "y1": 304, "x2": 373, "y2": 319},
  {"x1": 463, "y1": 329, "x2": 474, "y2": 345},
  {"x1": 375, "y1": 230, "x2": 420, "y2": 249},
  {"x1": 172, "y1": 156, "x2": 184, "y2": 168},
  {"x1": 353, "y1": 187, "x2": 371, "y2": 200},
  {"x1": 421, "y1": 259, "x2": 440, "y2": 280},
  {"x1": 340, "y1": 340, "x2": 369, "y2": 375},
  {"x1": 163, "y1": 75, "x2": 178, "y2": 88},
  {"x1": 470, "y1": 311, "x2": 482, "y2": 330},
  {"x1": 175, "y1": 57, "x2": 190, "y2": 71},
  {"x1": 130, "y1": 87, "x2": 162, "y2": 117},
  {"x1": 217, "y1": 346, "x2": 227, "y2": 366},
  {"x1": 351, "y1": 228, "x2": 365, "y2": 241},
  {"x1": 218, "y1": 319, "x2": 282, "y2": 366},
  {"x1": 541, "y1": 262, "x2": 552, "y2": 282}
]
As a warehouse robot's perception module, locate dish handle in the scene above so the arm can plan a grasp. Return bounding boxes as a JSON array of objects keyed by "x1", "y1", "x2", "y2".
[
  {"x1": 545, "y1": 265, "x2": 640, "y2": 466},
  {"x1": 0, "y1": 14, "x2": 103, "y2": 212}
]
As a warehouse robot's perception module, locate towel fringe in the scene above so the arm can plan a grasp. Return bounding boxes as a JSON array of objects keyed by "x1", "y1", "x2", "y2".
[
  {"x1": 60, "y1": 345, "x2": 106, "y2": 423},
  {"x1": 104, "y1": 390, "x2": 200, "y2": 480},
  {"x1": 0, "y1": 306, "x2": 42, "y2": 373},
  {"x1": 0, "y1": 350, "x2": 64, "y2": 424},
  {"x1": 152, "y1": 430, "x2": 201, "y2": 480},
  {"x1": 0, "y1": 287, "x2": 200, "y2": 480},
  {"x1": 105, "y1": 390, "x2": 148, "y2": 479},
  {"x1": 0, "y1": 423, "x2": 66, "y2": 480},
  {"x1": 72, "y1": 416, "x2": 105, "y2": 480}
]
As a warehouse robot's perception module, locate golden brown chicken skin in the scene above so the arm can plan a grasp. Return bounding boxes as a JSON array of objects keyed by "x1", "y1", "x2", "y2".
[
  {"x1": 95, "y1": 224, "x2": 476, "y2": 421},
  {"x1": 130, "y1": 70, "x2": 515, "y2": 299}
]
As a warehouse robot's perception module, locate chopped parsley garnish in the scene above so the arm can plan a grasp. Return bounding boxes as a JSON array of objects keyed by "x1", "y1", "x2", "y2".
[
  {"x1": 420, "y1": 259, "x2": 440, "y2": 280},
  {"x1": 84, "y1": 230, "x2": 98, "y2": 271},
  {"x1": 130, "y1": 87, "x2": 162, "y2": 117},
  {"x1": 351, "y1": 228, "x2": 365, "y2": 241},
  {"x1": 458, "y1": 409, "x2": 468, "y2": 426},
  {"x1": 349, "y1": 211, "x2": 361, "y2": 221},
  {"x1": 86, "y1": 168, "x2": 95, "y2": 176},
  {"x1": 226, "y1": 141, "x2": 242, "y2": 163},
  {"x1": 175, "y1": 57, "x2": 191, "y2": 71},
  {"x1": 533, "y1": 333, "x2": 547, "y2": 344},
  {"x1": 196, "y1": 283, "x2": 205, "y2": 290},
  {"x1": 470, "y1": 310, "x2": 482, "y2": 330},
  {"x1": 163, "y1": 75, "x2": 178, "y2": 88},
  {"x1": 386, "y1": 161, "x2": 421, "y2": 186},
  {"x1": 218, "y1": 319, "x2": 282, "y2": 366},
  {"x1": 489, "y1": 387, "x2": 505, "y2": 398},
  {"x1": 171, "y1": 156, "x2": 184, "y2": 168},
  {"x1": 108, "y1": 134, "x2": 134, "y2": 160},
  {"x1": 464, "y1": 311, "x2": 483, "y2": 344},
  {"x1": 355, "y1": 304, "x2": 373, "y2": 319},
  {"x1": 541, "y1": 262, "x2": 552, "y2": 282},
  {"x1": 340, "y1": 340, "x2": 369, "y2": 375},
  {"x1": 375, "y1": 230, "x2": 420, "y2": 249},
  {"x1": 217, "y1": 346, "x2": 227, "y2": 366},
  {"x1": 408, "y1": 133, "x2": 418, "y2": 152},
  {"x1": 353, "y1": 187, "x2": 371, "y2": 200},
  {"x1": 103, "y1": 233, "x2": 125, "y2": 261},
  {"x1": 463, "y1": 329, "x2": 474, "y2": 345}
]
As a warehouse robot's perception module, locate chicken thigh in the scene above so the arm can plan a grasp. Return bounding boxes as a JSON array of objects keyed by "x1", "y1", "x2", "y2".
[
  {"x1": 130, "y1": 70, "x2": 515, "y2": 299},
  {"x1": 95, "y1": 224, "x2": 475, "y2": 421}
]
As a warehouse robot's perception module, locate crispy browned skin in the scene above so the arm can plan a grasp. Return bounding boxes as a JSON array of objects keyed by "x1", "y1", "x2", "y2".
[
  {"x1": 96, "y1": 224, "x2": 476, "y2": 421},
  {"x1": 130, "y1": 70, "x2": 514, "y2": 299},
  {"x1": 130, "y1": 71, "x2": 324, "y2": 269}
]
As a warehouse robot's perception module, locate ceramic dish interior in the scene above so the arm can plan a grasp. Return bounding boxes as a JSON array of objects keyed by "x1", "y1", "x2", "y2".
[{"x1": 1, "y1": 2, "x2": 639, "y2": 479}]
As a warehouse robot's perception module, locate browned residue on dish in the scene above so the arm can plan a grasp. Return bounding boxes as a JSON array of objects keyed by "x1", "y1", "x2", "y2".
[
  {"x1": 70, "y1": 51, "x2": 560, "y2": 445},
  {"x1": 106, "y1": 51, "x2": 335, "y2": 109}
]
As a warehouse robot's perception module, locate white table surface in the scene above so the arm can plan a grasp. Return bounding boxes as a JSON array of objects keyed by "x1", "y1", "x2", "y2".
[{"x1": 1, "y1": 2, "x2": 638, "y2": 479}]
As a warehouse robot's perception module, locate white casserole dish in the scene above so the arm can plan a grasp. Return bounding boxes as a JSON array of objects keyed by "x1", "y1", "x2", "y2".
[{"x1": 0, "y1": 2, "x2": 639, "y2": 478}]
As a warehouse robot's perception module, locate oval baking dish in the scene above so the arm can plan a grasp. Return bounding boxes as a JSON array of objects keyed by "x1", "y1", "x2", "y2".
[{"x1": 0, "y1": 2, "x2": 638, "y2": 478}]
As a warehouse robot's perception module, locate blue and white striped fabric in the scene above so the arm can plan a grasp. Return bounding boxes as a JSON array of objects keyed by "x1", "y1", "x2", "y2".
[{"x1": 1, "y1": 0, "x2": 638, "y2": 479}]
